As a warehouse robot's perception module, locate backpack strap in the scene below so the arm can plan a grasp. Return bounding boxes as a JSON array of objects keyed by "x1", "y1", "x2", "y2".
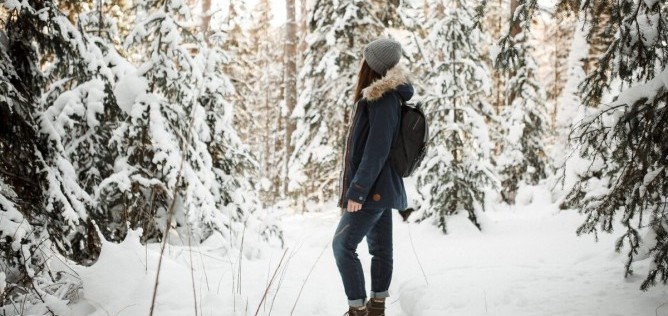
[{"x1": 392, "y1": 91, "x2": 405, "y2": 146}]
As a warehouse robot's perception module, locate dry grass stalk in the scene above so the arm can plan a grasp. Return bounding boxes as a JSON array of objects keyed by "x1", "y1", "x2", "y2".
[{"x1": 254, "y1": 248, "x2": 289, "y2": 316}]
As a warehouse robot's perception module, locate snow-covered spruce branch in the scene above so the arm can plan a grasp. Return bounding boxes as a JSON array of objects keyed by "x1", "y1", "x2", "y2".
[
  {"x1": 148, "y1": 80, "x2": 200, "y2": 316},
  {"x1": 566, "y1": 75, "x2": 668, "y2": 290}
]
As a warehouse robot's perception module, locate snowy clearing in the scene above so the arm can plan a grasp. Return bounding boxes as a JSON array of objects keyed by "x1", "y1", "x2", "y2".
[{"x1": 68, "y1": 185, "x2": 668, "y2": 316}]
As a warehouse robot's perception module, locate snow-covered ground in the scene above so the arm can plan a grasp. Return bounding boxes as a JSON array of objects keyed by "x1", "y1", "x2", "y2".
[{"x1": 69, "y1": 185, "x2": 668, "y2": 316}]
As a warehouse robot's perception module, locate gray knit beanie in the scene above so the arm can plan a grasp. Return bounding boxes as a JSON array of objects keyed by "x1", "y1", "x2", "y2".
[{"x1": 363, "y1": 38, "x2": 402, "y2": 75}]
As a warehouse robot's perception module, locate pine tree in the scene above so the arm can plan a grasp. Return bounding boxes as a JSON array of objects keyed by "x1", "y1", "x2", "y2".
[
  {"x1": 95, "y1": 0, "x2": 195, "y2": 242},
  {"x1": 545, "y1": 11, "x2": 576, "y2": 108},
  {"x1": 546, "y1": 11, "x2": 593, "y2": 203},
  {"x1": 0, "y1": 0, "x2": 280, "y2": 310},
  {"x1": 392, "y1": 0, "x2": 428, "y2": 90},
  {"x1": 414, "y1": 0, "x2": 499, "y2": 232},
  {"x1": 529, "y1": 7, "x2": 577, "y2": 133},
  {"x1": 39, "y1": 13, "x2": 124, "y2": 251},
  {"x1": 220, "y1": 0, "x2": 278, "y2": 208},
  {"x1": 581, "y1": 1, "x2": 614, "y2": 78},
  {"x1": 494, "y1": 0, "x2": 550, "y2": 204},
  {"x1": 197, "y1": 19, "x2": 282, "y2": 245},
  {"x1": 222, "y1": 0, "x2": 255, "y2": 130},
  {"x1": 92, "y1": 0, "x2": 277, "y2": 246},
  {"x1": 0, "y1": 18, "x2": 51, "y2": 310},
  {"x1": 10, "y1": 0, "x2": 121, "y2": 262},
  {"x1": 290, "y1": 0, "x2": 385, "y2": 210},
  {"x1": 284, "y1": 0, "x2": 298, "y2": 199},
  {"x1": 1, "y1": 0, "x2": 111, "y2": 308},
  {"x1": 245, "y1": 0, "x2": 286, "y2": 205},
  {"x1": 99, "y1": 0, "x2": 238, "y2": 243},
  {"x1": 78, "y1": 0, "x2": 129, "y2": 46},
  {"x1": 555, "y1": 0, "x2": 668, "y2": 290}
]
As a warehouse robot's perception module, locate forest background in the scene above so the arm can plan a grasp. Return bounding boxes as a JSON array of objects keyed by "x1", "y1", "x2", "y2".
[{"x1": 0, "y1": 0, "x2": 666, "y2": 313}]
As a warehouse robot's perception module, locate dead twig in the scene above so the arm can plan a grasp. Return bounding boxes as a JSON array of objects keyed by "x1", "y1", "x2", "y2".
[
  {"x1": 290, "y1": 224, "x2": 350, "y2": 315},
  {"x1": 289, "y1": 243, "x2": 327, "y2": 316},
  {"x1": 268, "y1": 246, "x2": 300, "y2": 316},
  {"x1": 254, "y1": 248, "x2": 289, "y2": 316},
  {"x1": 187, "y1": 223, "x2": 198, "y2": 316},
  {"x1": 407, "y1": 223, "x2": 429, "y2": 286}
]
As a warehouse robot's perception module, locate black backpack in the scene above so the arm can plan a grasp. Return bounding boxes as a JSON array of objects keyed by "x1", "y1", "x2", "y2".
[{"x1": 390, "y1": 96, "x2": 429, "y2": 177}]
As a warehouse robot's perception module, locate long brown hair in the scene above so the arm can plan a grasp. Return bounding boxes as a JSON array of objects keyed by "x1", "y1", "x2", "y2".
[{"x1": 353, "y1": 60, "x2": 382, "y2": 103}]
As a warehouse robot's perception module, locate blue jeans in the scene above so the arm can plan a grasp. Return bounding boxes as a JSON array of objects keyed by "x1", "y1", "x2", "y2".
[{"x1": 332, "y1": 208, "x2": 393, "y2": 307}]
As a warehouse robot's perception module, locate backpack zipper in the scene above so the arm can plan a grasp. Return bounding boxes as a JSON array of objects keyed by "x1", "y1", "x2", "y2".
[{"x1": 412, "y1": 115, "x2": 421, "y2": 130}]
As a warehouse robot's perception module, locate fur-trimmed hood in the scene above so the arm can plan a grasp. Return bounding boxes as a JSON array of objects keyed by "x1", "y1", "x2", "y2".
[{"x1": 362, "y1": 63, "x2": 414, "y2": 102}]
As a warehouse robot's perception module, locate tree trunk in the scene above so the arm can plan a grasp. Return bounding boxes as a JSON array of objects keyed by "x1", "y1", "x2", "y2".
[
  {"x1": 553, "y1": 22, "x2": 559, "y2": 130},
  {"x1": 298, "y1": 0, "x2": 309, "y2": 71},
  {"x1": 263, "y1": 64, "x2": 271, "y2": 206},
  {"x1": 507, "y1": 0, "x2": 521, "y2": 106},
  {"x1": 283, "y1": 0, "x2": 298, "y2": 199},
  {"x1": 510, "y1": 0, "x2": 521, "y2": 37},
  {"x1": 495, "y1": 0, "x2": 505, "y2": 113},
  {"x1": 201, "y1": 0, "x2": 212, "y2": 44}
]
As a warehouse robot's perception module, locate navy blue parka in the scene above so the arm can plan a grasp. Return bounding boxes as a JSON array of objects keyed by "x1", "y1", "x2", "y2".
[{"x1": 338, "y1": 63, "x2": 413, "y2": 211}]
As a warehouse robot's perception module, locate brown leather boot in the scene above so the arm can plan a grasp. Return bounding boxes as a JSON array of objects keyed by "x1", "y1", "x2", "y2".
[
  {"x1": 344, "y1": 306, "x2": 368, "y2": 316},
  {"x1": 366, "y1": 299, "x2": 385, "y2": 316}
]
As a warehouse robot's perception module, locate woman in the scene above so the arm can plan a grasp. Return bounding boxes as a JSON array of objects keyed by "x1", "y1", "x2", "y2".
[{"x1": 333, "y1": 38, "x2": 413, "y2": 316}]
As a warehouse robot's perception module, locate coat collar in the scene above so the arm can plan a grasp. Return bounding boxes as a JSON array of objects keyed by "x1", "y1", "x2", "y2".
[{"x1": 362, "y1": 63, "x2": 411, "y2": 102}]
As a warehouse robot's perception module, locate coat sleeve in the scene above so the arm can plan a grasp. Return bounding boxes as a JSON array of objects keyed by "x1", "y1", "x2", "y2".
[{"x1": 346, "y1": 94, "x2": 399, "y2": 204}]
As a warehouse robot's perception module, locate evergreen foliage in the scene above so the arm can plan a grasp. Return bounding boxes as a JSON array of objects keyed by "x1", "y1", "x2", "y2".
[
  {"x1": 482, "y1": 0, "x2": 510, "y2": 113},
  {"x1": 494, "y1": 0, "x2": 550, "y2": 204},
  {"x1": 105, "y1": 0, "x2": 202, "y2": 242},
  {"x1": 0, "y1": 0, "x2": 110, "y2": 309},
  {"x1": 97, "y1": 0, "x2": 272, "y2": 245},
  {"x1": 554, "y1": 12, "x2": 589, "y2": 137},
  {"x1": 556, "y1": 0, "x2": 668, "y2": 290},
  {"x1": 0, "y1": 0, "x2": 278, "y2": 310},
  {"x1": 414, "y1": 0, "x2": 499, "y2": 232},
  {"x1": 248, "y1": 0, "x2": 287, "y2": 204},
  {"x1": 531, "y1": 9, "x2": 576, "y2": 108},
  {"x1": 222, "y1": 0, "x2": 254, "y2": 126},
  {"x1": 13, "y1": 0, "x2": 119, "y2": 262},
  {"x1": 0, "y1": 25, "x2": 53, "y2": 313},
  {"x1": 1, "y1": 0, "x2": 666, "y2": 311}
]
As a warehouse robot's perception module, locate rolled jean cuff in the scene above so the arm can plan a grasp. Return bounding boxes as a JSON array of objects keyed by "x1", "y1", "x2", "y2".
[
  {"x1": 348, "y1": 298, "x2": 366, "y2": 308},
  {"x1": 370, "y1": 290, "x2": 389, "y2": 298}
]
